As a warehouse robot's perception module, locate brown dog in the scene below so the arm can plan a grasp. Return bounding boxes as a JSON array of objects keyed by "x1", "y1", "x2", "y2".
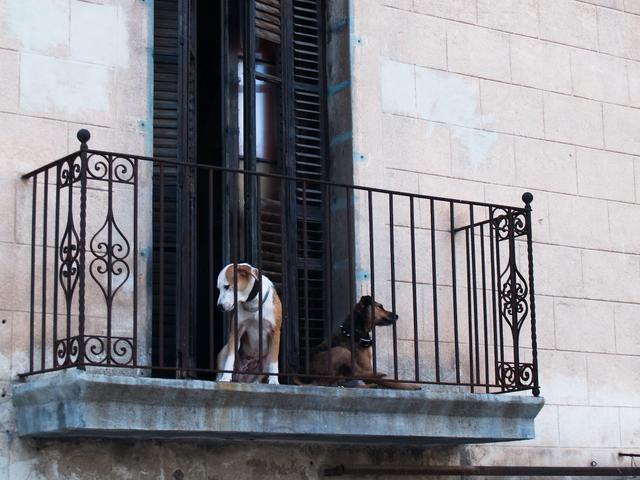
[{"x1": 304, "y1": 295, "x2": 420, "y2": 390}]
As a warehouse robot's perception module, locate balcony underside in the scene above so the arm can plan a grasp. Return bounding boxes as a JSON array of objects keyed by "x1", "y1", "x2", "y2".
[{"x1": 14, "y1": 370, "x2": 543, "y2": 445}]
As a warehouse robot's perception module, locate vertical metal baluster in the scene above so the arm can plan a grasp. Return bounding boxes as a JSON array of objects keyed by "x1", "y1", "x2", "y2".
[
  {"x1": 303, "y1": 180, "x2": 310, "y2": 376},
  {"x1": 53, "y1": 165, "x2": 61, "y2": 367},
  {"x1": 368, "y1": 190, "x2": 377, "y2": 375},
  {"x1": 389, "y1": 194, "x2": 398, "y2": 380},
  {"x1": 325, "y1": 182, "x2": 334, "y2": 381},
  {"x1": 450, "y1": 202, "x2": 460, "y2": 384},
  {"x1": 256, "y1": 175, "x2": 263, "y2": 379},
  {"x1": 107, "y1": 154, "x2": 113, "y2": 365},
  {"x1": 41, "y1": 170, "x2": 49, "y2": 371},
  {"x1": 430, "y1": 199, "x2": 440, "y2": 383},
  {"x1": 208, "y1": 169, "x2": 215, "y2": 371},
  {"x1": 346, "y1": 188, "x2": 356, "y2": 379},
  {"x1": 132, "y1": 159, "x2": 138, "y2": 366},
  {"x1": 29, "y1": 173, "x2": 37, "y2": 373},
  {"x1": 508, "y1": 209, "x2": 520, "y2": 389},
  {"x1": 244, "y1": 0, "x2": 257, "y2": 263},
  {"x1": 66, "y1": 159, "x2": 73, "y2": 357},
  {"x1": 489, "y1": 208, "x2": 499, "y2": 391},
  {"x1": 469, "y1": 205, "x2": 480, "y2": 386},
  {"x1": 409, "y1": 196, "x2": 419, "y2": 382},
  {"x1": 159, "y1": 162, "x2": 165, "y2": 368},
  {"x1": 480, "y1": 223, "x2": 490, "y2": 392},
  {"x1": 523, "y1": 193, "x2": 540, "y2": 397},
  {"x1": 233, "y1": 171, "x2": 239, "y2": 377},
  {"x1": 495, "y1": 215, "x2": 505, "y2": 390},
  {"x1": 77, "y1": 130, "x2": 89, "y2": 369},
  {"x1": 465, "y1": 229, "x2": 474, "y2": 392}
]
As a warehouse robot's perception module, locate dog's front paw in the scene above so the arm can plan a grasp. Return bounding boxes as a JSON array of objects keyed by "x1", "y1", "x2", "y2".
[
  {"x1": 267, "y1": 376, "x2": 280, "y2": 385},
  {"x1": 218, "y1": 374, "x2": 233, "y2": 382}
]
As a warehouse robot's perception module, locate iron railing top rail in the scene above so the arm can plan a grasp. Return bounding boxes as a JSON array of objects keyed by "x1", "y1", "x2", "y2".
[{"x1": 22, "y1": 147, "x2": 529, "y2": 213}]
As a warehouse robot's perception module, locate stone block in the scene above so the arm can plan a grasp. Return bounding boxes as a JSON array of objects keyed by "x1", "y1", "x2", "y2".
[
  {"x1": 554, "y1": 298, "x2": 616, "y2": 353},
  {"x1": 515, "y1": 138, "x2": 577, "y2": 195},
  {"x1": 544, "y1": 92, "x2": 603, "y2": 149},
  {"x1": 0, "y1": 113, "x2": 68, "y2": 180},
  {"x1": 625, "y1": 0, "x2": 640, "y2": 14},
  {"x1": 451, "y1": 128, "x2": 515, "y2": 185},
  {"x1": 447, "y1": 23, "x2": 511, "y2": 82},
  {"x1": 531, "y1": 244, "x2": 583, "y2": 298},
  {"x1": 537, "y1": 350, "x2": 588, "y2": 405},
  {"x1": 0, "y1": 49, "x2": 19, "y2": 113},
  {"x1": 380, "y1": 8, "x2": 447, "y2": 69},
  {"x1": 576, "y1": 147, "x2": 635, "y2": 202},
  {"x1": 628, "y1": 60, "x2": 640, "y2": 107},
  {"x1": 539, "y1": 0, "x2": 598, "y2": 50},
  {"x1": 477, "y1": 0, "x2": 538, "y2": 36},
  {"x1": 570, "y1": 48, "x2": 629, "y2": 104},
  {"x1": 20, "y1": 53, "x2": 115, "y2": 126},
  {"x1": 510, "y1": 36, "x2": 572, "y2": 94},
  {"x1": 598, "y1": 7, "x2": 640, "y2": 60},
  {"x1": 582, "y1": 249, "x2": 640, "y2": 303},
  {"x1": 0, "y1": 179, "x2": 15, "y2": 243},
  {"x1": 588, "y1": 354, "x2": 640, "y2": 407},
  {"x1": 613, "y1": 303, "x2": 640, "y2": 355},
  {"x1": 413, "y1": 0, "x2": 477, "y2": 23},
  {"x1": 480, "y1": 80, "x2": 544, "y2": 138},
  {"x1": 0, "y1": 312, "x2": 11, "y2": 381},
  {"x1": 608, "y1": 201, "x2": 640, "y2": 254},
  {"x1": 70, "y1": 0, "x2": 130, "y2": 67},
  {"x1": 380, "y1": 59, "x2": 415, "y2": 117},
  {"x1": 415, "y1": 67, "x2": 482, "y2": 128},
  {"x1": 581, "y1": 0, "x2": 625, "y2": 7},
  {"x1": 0, "y1": 0, "x2": 69, "y2": 54},
  {"x1": 558, "y1": 406, "x2": 620, "y2": 447},
  {"x1": 620, "y1": 408, "x2": 640, "y2": 447},
  {"x1": 381, "y1": 115, "x2": 451, "y2": 177},
  {"x1": 381, "y1": 0, "x2": 412, "y2": 9},
  {"x1": 603, "y1": 103, "x2": 640, "y2": 155},
  {"x1": 547, "y1": 193, "x2": 611, "y2": 250}
]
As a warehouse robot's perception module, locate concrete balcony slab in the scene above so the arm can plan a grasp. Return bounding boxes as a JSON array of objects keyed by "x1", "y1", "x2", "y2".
[{"x1": 13, "y1": 370, "x2": 544, "y2": 445}]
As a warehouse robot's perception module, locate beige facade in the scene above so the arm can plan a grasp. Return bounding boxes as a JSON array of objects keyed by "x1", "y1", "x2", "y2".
[{"x1": 0, "y1": 0, "x2": 639, "y2": 478}]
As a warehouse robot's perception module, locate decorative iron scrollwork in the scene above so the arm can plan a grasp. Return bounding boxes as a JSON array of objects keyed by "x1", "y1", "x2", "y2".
[
  {"x1": 59, "y1": 215, "x2": 80, "y2": 302},
  {"x1": 59, "y1": 155, "x2": 82, "y2": 187},
  {"x1": 55, "y1": 335, "x2": 134, "y2": 366},
  {"x1": 87, "y1": 153, "x2": 135, "y2": 184},
  {"x1": 499, "y1": 264, "x2": 529, "y2": 332},
  {"x1": 89, "y1": 213, "x2": 131, "y2": 303},
  {"x1": 491, "y1": 208, "x2": 527, "y2": 241},
  {"x1": 497, "y1": 361, "x2": 534, "y2": 390}
]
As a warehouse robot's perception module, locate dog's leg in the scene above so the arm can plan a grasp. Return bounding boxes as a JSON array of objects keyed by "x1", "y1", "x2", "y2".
[
  {"x1": 266, "y1": 323, "x2": 281, "y2": 385},
  {"x1": 218, "y1": 325, "x2": 244, "y2": 382}
]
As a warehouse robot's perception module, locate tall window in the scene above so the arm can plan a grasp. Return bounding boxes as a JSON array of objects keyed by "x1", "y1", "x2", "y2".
[{"x1": 151, "y1": 0, "x2": 330, "y2": 378}]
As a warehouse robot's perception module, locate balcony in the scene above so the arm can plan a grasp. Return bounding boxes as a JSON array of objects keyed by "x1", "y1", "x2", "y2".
[{"x1": 13, "y1": 130, "x2": 543, "y2": 444}]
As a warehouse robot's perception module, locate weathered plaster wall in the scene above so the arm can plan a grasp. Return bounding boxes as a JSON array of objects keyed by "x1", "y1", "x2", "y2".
[
  {"x1": 0, "y1": 0, "x2": 152, "y2": 477},
  {"x1": 350, "y1": 0, "x2": 640, "y2": 471}
]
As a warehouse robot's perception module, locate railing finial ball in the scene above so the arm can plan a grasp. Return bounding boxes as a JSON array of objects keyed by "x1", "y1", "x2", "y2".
[
  {"x1": 77, "y1": 129, "x2": 91, "y2": 145},
  {"x1": 522, "y1": 192, "x2": 533, "y2": 205}
]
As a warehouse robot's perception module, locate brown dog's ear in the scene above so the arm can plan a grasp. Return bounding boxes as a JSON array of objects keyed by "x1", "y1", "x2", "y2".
[{"x1": 236, "y1": 264, "x2": 253, "y2": 278}]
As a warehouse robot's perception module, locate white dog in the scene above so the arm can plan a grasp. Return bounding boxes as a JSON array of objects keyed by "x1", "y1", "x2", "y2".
[{"x1": 216, "y1": 263, "x2": 282, "y2": 385}]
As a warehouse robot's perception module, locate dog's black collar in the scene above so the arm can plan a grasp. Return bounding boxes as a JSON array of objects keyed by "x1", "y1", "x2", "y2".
[
  {"x1": 340, "y1": 324, "x2": 373, "y2": 348},
  {"x1": 245, "y1": 277, "x2": 261, "y2": 303}
]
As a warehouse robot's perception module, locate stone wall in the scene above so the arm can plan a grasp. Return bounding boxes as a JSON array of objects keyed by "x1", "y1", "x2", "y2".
[
  {"x1": 1, "y1": 0, "x2": 639, "y2": 478},
  {"x1": 350, "y1": 0, "x2": 640, "y2": 470}
]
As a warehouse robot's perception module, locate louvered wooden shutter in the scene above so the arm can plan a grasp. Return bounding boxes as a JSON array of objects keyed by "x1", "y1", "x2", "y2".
[
  {"x1": 291, "y1": 0, "x2": 328, "y2": 364},
  {"x1": 256, "y1": 0, "x2": 281, "y2": 44},
  {"x1": 152, "y1": 0, "x2": 180, "y2": 370}
]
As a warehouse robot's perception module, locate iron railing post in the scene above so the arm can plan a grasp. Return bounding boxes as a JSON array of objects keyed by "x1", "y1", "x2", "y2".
[
  {"x1": 77, "y1": 128, "x2": 91, "y2": 370},
  {"x1": 523, "y1": 192, "x2": 540, "y2": 397}
]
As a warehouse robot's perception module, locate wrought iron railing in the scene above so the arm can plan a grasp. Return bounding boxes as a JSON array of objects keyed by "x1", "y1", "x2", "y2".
[{"x1": 20, "y1": 129, "x2": 539, "y2": 395}]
